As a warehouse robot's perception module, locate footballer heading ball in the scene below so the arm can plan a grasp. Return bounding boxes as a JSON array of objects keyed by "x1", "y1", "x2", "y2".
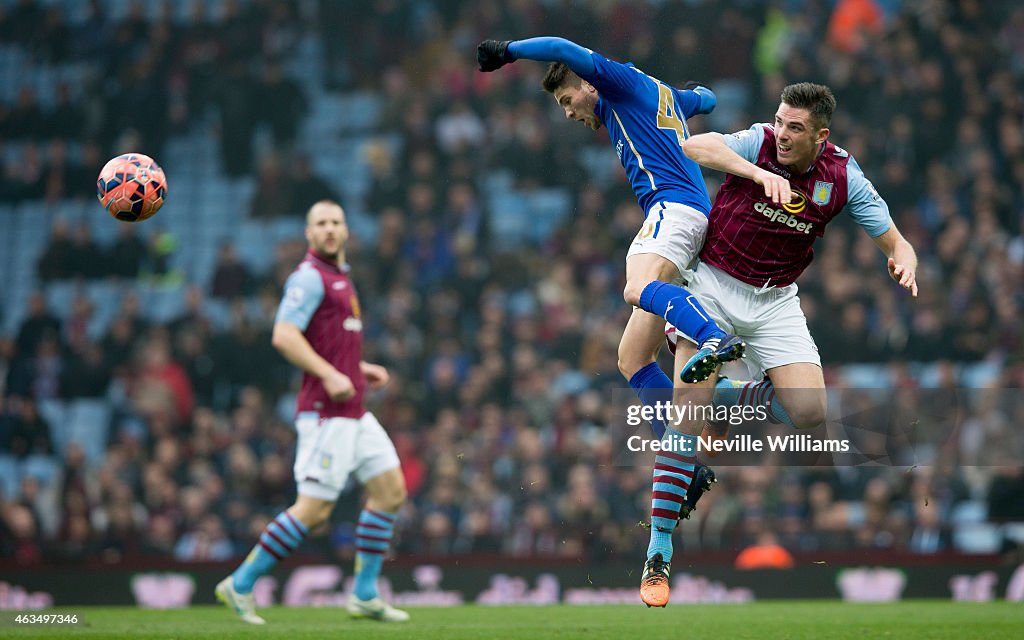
[{"x1": 96, "y1": 153, "x2": 168, "y2": 222}]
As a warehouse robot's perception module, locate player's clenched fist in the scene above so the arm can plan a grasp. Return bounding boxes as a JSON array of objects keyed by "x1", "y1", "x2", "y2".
[
  {"x1": 360, "y1": 362, "x2": 390, "y2": 389},
  {"x1": 477, "y1": 40, "x2": 514, "y2": 71},
  {"x1": 323, "y1": 370, "x2": 355, "y2": 402}
]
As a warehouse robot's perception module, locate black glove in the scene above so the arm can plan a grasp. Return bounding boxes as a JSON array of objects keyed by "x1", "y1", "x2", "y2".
[
  {"x1": 477, "y1": 40, "x2": 514, "y2": 72},
  {"x1": 683, "y1": 81, "x2": 711, "y2": 91}
]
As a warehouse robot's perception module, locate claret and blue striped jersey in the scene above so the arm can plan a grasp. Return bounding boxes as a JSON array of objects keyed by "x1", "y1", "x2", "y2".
[
  {"x1": 701, "y1": 123, "x2": 893, "y2": 288},
  {"x1": 275, "y1": 250, "x2": 366, "y2": 419}
]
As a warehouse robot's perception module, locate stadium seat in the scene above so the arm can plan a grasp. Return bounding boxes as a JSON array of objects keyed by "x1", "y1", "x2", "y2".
[
  {"x1": 487, "y1": 188, "x2": 571, "y2": 248},
  {"x1": 202, "y1": 298, "x2": 233, "y2": 332},
  {"x1": 577, "y1": 147, "x2": 619, "y2": 185},
  {"x1": 45, "y1": 282, "x2": 79, "y2": 321},
  {"x1": 480, "y1": 169, "x2": 514, "y2": 193},
  {"x1": 20, "y1": 454, "x2": 62, "y2": 489},
  {"x1": 85, "y1": 281, "x2": 123, "y2": 338},
  {"x1": 951, "y1": 500, "x2": 987, "y2": 523},
  {"x1": 488, "y1": 192, "x2": 531, "y2": 249},
  {"x1": 953, "y1": 523, "x2": 1001, "y2": 554},
  {"x1": 337, "y1": 92, "x2": 382, "y2": 133},
  {"x1": 2, "y1": 297, "x2": 27, "y2": 335},
  {"x1": 270, "y1": 218, "x2": 306, "y2": 243},
  {"x1": 37, "y1": 398, "x2": 69, "y2": 454},
  {"x1": 66, "y1": 398, "x2": 112, "y2": 465},
  {"x1": 525, "y1": 189, "x2": 571, "y2": 242},
  {"x1": 236, "y1": 221, "x2": 275, "y2": 271},
  {"x1": 345, "y1": 208, "x2": 377, "y2": 245},
  {"x1": 917, "y1": 362, "x2": 960, "y2": 389},
  {"x1": 0, "y1": 454, "x2": 20, "y2": 501},
  {"x1": 1001, "y1": 523, "x2": 1024, "y2": 546},
  {"x1": 276, "y1": 392, "x2": 298, "y2": 423},
  {"x1": 961, "y1": 362, "x2": 1001, "y2": 389},
  {"x1": 139, "y1": 284, "x2": 188, "y2": 323},
  {"x1": 840, "y1": 364, "x2": 892, "y2": 389}
]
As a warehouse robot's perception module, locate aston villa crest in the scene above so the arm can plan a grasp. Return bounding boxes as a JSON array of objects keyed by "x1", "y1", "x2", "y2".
[{"x1": 812, "y1": 181, "x2": 833, "y2": 206}]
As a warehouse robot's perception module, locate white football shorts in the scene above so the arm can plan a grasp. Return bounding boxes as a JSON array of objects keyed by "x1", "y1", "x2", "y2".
[
  {"x1": 667, "y1": 261, "x2": 821, "y2": 379},
  {"x1": 626, "y1": 202, "x2": 708, "y2": 277},
  {"x1": 293, "y1": 411, "x2": 401, "y2": 501}
]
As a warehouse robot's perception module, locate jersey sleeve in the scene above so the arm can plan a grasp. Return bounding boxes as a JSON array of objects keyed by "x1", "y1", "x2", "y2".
[
  {"x1": 584, "y1": 52, "x2": 641, "y2": 100},
  {"x1": 677, "y1": 86, "x2": 715, "y2": 118},
  {"x1": 507, "y1": 37, "x2": 596, "y2": 76},
  {"x1": 721, "y1": 124, "x2": 767, "y2": 163},
  {"x1": 845, "y1": 156, "x2": 892, "y2": 237},
  {"x1": 275, "y1": 264, "x2": 324, "y2": 331}
]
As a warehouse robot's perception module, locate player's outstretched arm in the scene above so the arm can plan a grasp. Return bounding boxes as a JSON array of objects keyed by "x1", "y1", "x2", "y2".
[
  {"x1": 872, "y1": 226, "x2": 919, "y2": 297},
  {"x1": 272, "y1": 321, "x2": 355, "y2": 400},
  {"x1": 682, "y1": 133, "x2": 792, "y2": 204},
  {"x1": 477, "y1": 37, "x2": 595, "y2": 76}
]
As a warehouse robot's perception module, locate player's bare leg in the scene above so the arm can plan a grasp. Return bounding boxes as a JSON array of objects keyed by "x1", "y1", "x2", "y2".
[
  {"x1": 711, "y1": 362, "x2": 826, "y2": 433},
  {"x1": 289, "y1": 495, "x2": 336, "y2": 526},
  {"x1": 763, "y1": 362, "x2": 827, "y2": 430},
  {"x1": 624, "y1": 253, "x2": 744, "y2": 383},
  {"x1": 347, "y1": 467, "x2": 410, "y2": 622},
  {"x1": 617, "y1": 307, "x2": 669, "y2": 382}
]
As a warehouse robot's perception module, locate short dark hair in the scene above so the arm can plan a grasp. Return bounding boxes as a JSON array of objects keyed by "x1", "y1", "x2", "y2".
[
  {"x1": 780, "y1": 82, "x2": 836, "y2": 129},
  {"x1": 541, "y1": 62, "x2": 581, "y2": 94}
]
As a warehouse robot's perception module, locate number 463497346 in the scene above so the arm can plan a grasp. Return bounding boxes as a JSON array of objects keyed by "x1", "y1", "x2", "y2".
[{"x1": 13, "y1": 613, "x2": 80, "y2": 624}]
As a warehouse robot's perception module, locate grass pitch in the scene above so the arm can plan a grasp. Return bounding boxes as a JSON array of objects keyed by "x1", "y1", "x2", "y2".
[{"x1": 4, "y1": 601, "x2": 1022, "y2": 639}]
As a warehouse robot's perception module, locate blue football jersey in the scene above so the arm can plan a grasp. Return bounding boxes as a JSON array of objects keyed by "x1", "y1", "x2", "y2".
[{"x1": 580, "y1": 53, "x2": 712, "y2": 217}]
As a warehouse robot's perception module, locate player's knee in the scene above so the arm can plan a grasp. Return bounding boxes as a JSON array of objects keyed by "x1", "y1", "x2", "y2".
[
  {"x1": 379, "y1": 483, "x2": 407, "y2": 513},
  {"x1": 788, "y1": 400, "x2": 826, "y2": 430},
  {"x1": 622, "y1": 281, "x2": 644, "y2": 307},
  {"x1": 369, "y1": 475, "x2": 407, "y2": 513},
  {"x1": 616, "y1": 357, "x2": 636, "y2": 380}
]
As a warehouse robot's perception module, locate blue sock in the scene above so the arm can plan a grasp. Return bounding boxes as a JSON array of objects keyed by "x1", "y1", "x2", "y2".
[
  {"x1": 647, "y1": 428, "x2": 697, "y2": 563},
  {"x1": 628, "y1": 362, "x2": 673, "y2": 439},
  {"x1": 714, "y1": 378, "x2": 795, "y2": 428},
  {"x1": 353, "y1": 509, "x2": 397, "y2": 601},
  {"x1": 233, "y1": 510, "x2": 309, "y2": 593},
  {"x1": 638, "y1": 281, "x2": 724, "y2": 345}
]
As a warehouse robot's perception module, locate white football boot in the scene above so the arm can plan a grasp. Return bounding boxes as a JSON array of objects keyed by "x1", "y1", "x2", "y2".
[
  {"x1": 346, "y1": 594, "x2": 410, "y2": 622},
  {"x1": 215, "y1": 576, "x2": 266, "y2": 625}
]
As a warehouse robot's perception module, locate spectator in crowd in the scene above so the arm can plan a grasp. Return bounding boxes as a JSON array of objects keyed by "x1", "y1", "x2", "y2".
[
  {"x1": 289, "y1": 155, "x2": 340, "y2": 215},
  {"x1": 249, "y1": 155, "x2": 295, "y2": 219},
  {"x1": 36, "y1": 219, "x2": 75, "y2": 282},
  {"x1": 210, "y1": 242, "x2": 251, "y2": 300},
  {"x1": 735, "y1": 531, "x2": 796, "y2": 569},
  {"x1": 106, "y1": 222, "x2": 149, "y2": 280}
]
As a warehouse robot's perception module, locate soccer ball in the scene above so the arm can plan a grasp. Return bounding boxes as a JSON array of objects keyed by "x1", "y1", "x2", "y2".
[{"x1": 96, "y1": 153, "x2": 168, "y2": 222}]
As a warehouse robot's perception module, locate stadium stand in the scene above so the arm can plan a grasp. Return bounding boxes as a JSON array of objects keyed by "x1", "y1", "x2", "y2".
[{"x1": 1, "y1": 0, "x2": 1023, "y2": 564}]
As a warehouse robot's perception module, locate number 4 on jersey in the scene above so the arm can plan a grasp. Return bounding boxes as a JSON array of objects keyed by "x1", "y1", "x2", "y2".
[{"x1": 656, "y1": 83, "x2": 689, "y2": 147}]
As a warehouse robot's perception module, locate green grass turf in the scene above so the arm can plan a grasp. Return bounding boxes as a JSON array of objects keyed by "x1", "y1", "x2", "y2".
[{"x1": 3, "y1": 602, "x2": 1022, "y2": 639}]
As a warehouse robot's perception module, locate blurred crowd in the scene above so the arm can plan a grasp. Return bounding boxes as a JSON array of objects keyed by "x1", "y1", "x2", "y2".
[{"x1": 2, "y1": 0, "x2": 1024, "y2": 566}]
